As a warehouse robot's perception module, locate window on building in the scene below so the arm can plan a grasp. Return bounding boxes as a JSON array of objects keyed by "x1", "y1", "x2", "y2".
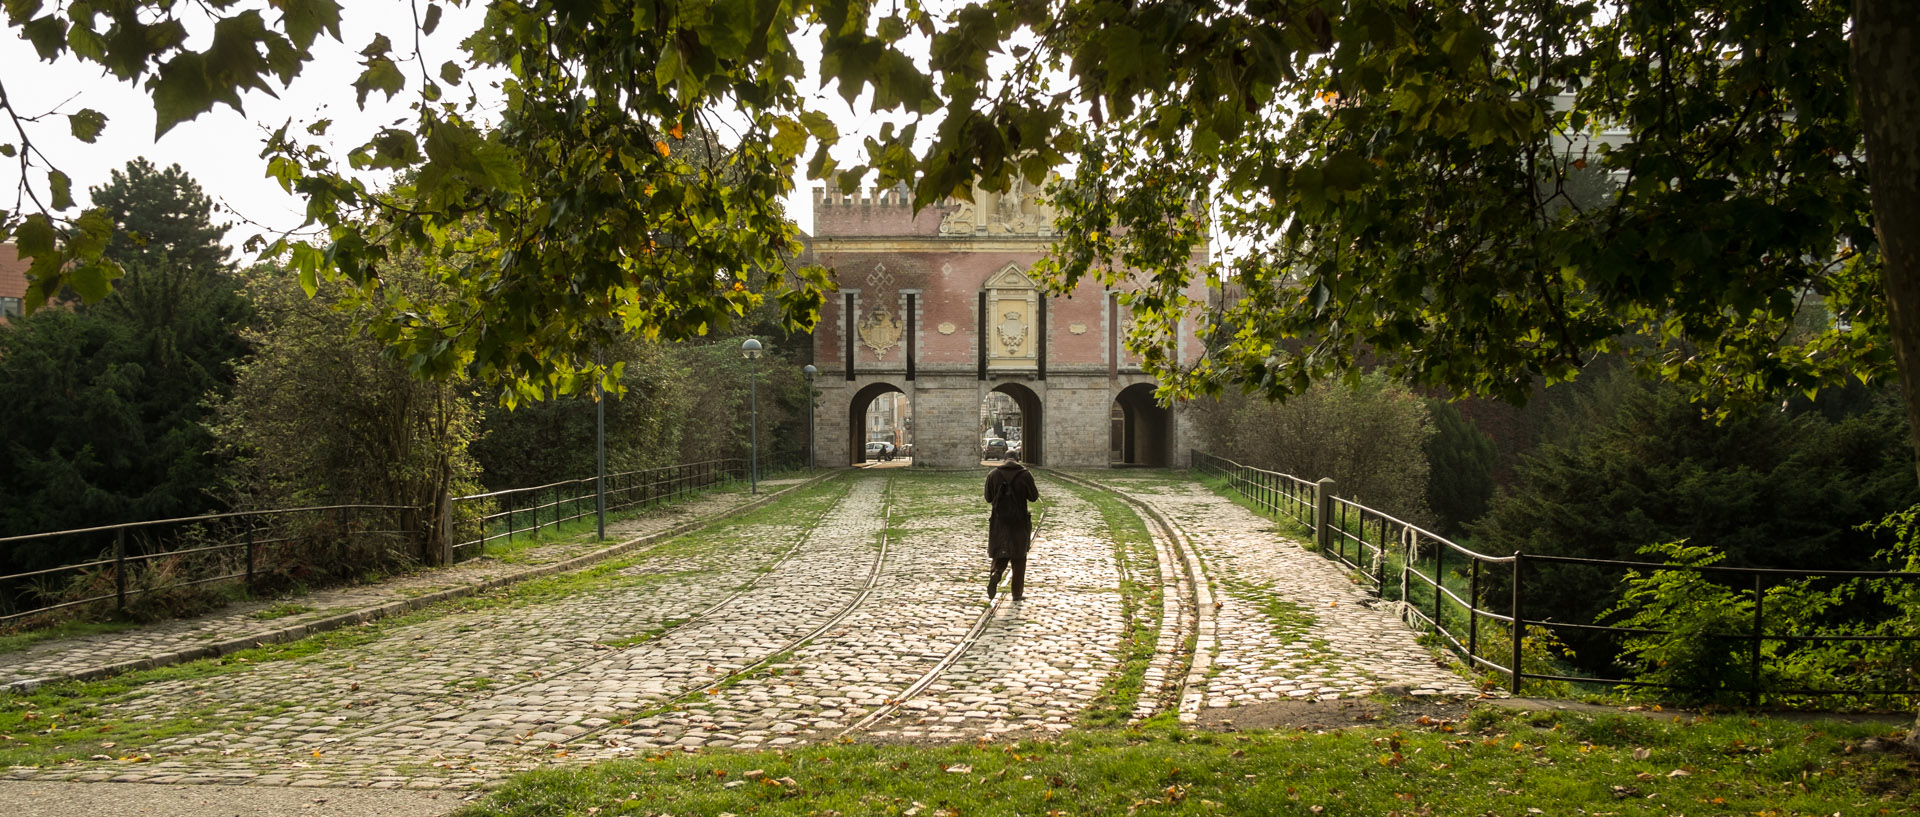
[{"x1": 0, "y1": 296, "x2": 21, "y2": 319}]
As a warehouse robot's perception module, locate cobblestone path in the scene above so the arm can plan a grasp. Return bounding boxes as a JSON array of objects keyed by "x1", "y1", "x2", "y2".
[
  {"x1": 4, "y1": 469, "x2": 1483, "y2": 792},
  {"x1": 0, "y1": 485, "x2": 783, "y2": 690},
  {"x1": 1076, "y1": 471, "x2": 1485, "y2": 711}
]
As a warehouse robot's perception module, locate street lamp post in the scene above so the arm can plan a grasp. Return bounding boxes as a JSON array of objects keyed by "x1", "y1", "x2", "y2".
[
  {"x1": 802, "y1": 364, "x2": 818, "y2": 473},
  {"x1": 741, "y1": 338, "x2": 762, "y2": 495}
]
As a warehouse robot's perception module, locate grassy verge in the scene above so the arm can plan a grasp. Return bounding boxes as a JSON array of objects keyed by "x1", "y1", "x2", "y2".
[
  {"x1": 455, "y1": 707, "x2": 1918, "y2": 817},
  {"x1": 1051, "y1": 477, "x2": 1162, "y2": 727}
]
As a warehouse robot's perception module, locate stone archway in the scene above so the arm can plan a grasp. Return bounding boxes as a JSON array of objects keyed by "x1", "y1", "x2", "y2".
[
  {"x1": 1111, "y1": 383, "x2": 1171, "y2": 467},
  {"x1": 848, "y1": 382, "x2": 910, "y2": 464},
  {"x1": 984, "y1": 382, "x2": 1043, "y2": 465}
]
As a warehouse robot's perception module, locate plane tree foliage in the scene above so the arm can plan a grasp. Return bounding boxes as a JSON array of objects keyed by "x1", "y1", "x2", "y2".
[{"x1": 0, "y1": 0, "x2": 1910, "y2": 426}]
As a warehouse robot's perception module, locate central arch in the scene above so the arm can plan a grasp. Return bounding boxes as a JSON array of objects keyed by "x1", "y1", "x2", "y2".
[
  {"x1": 848, "y1": 383, "x2": 911, "y2": 464},
  {"x1": 985, "y1": 382, "x2": 1043, "y2": 465}
]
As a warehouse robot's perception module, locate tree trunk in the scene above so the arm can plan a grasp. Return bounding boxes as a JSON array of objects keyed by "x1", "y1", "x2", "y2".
[{"x1": 1851, "y1": 0, "x2": 1920, "y2": 751}]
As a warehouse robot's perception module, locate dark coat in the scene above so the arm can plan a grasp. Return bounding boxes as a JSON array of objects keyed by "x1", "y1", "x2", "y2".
[{"x1": 984, "y1": 461, "x2": 1039, "y2": 559}]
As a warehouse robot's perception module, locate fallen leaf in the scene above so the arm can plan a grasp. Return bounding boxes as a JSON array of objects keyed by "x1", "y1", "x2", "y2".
[
  {"x1": 1666, "y1": 769, "x2": 1690, "y2": 778},
  {"x1": 946, "y1": 764, "x2": 973, "y2": 774},
  {"x1": 1633, "y1": 747, "x2": 1651, "y2": 761}
]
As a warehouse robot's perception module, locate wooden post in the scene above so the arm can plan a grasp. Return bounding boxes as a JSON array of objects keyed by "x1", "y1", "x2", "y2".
[
  {"x1": 1314, "y1": 478, "x2": 1335, "y2": 552},
  {"x1": 115, "y1": 528, "x2": 128, "y2": 612},
  {"x1": 1510, "y1": 552, "x2": 1525, "y2": 695}
]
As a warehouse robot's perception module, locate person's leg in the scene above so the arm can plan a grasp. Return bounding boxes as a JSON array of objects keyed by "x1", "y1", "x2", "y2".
[
  {"x1": 1010, "y1": 555, "x2": 1027, "y2": 600},
  {"x1": 988, "y1": 556, "x2": 1008, "y2": 598}
]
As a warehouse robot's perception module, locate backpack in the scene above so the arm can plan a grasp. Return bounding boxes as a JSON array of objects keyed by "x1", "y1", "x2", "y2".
[{"x1": 992, "y1": 471, "x2": 1031, "y2": 526}]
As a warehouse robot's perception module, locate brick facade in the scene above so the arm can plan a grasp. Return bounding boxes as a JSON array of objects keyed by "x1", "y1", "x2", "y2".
[{"x1": 803, "y1": 187, "x2": 1209, "y2": 469}]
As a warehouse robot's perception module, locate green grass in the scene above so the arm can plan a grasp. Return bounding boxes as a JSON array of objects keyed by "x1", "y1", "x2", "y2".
[{"x1": 453, "y1": 708, "x2": 1918, "y2": 817}]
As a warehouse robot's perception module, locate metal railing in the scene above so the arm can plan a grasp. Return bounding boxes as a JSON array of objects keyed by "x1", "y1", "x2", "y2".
[
  {"x1": 0, "y1": 457, "x2": 762, "y2": 627},
  {"x1": 1192, "y1": 450, "x2": 1920, "y2": 703},
  {"x1": 449, "y1": 458, "x2": 745, "y2": 556},
  {"x1": 1192, "y1": 451, "x2": 1316, "y2": 530},
  {"x1": 0, "y1": 505, "x2": 419, "y2": 624}
]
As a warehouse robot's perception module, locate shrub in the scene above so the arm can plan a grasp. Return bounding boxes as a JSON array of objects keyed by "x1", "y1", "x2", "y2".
[{"x1": 1191, "y1": 372, "x2": 1434, "y2": 525}]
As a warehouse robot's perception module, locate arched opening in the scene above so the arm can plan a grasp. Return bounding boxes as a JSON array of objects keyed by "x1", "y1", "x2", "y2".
[
  {"x1": 981, "y1": 383, "x2": 1043, "y2": 465},
  {"x1": 1111, "y1": 383, "x2": 1171, "y2": 467},
  {"x1": 848, "y1": 383, "x2": 912, "y2": 465}
]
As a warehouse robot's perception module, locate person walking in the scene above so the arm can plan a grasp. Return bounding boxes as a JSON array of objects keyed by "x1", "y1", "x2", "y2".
[{"x1": 984, "y1": 451, "x2": 1039, "y2": 601}]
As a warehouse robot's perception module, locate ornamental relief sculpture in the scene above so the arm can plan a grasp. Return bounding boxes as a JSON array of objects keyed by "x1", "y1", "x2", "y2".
[
  {"x1": 859, "y1": 308, "x2": 902, "y2": 359},
  {"x1": 985, "y1": 264, "x2": 1039, "y2": 367},
  {"x1": 996, "y1": 310, "x2": 1029, "y2": 355},
  {"x1": 938, "y1": 177, "x2": 1058, "y2": 236}
]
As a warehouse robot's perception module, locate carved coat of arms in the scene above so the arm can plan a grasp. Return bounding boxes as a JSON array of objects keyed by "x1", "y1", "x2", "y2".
[
  {"x1": 859, "y1": 309, "x2": 903, "y2": 359},
  {"x1": 996, "y1": 310, "x2": 1028, "y2": 355}
]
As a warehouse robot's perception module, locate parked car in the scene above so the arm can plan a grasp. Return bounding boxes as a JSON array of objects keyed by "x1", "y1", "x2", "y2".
[
  {"x1": 982, "y1": 438, "x2": 1009, "y2": 460},
  {"x1": 864, "y1": 441, "x2": 895, "y2": 461}
]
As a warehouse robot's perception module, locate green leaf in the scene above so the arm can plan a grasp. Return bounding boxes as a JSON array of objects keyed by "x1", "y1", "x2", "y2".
[
  {"x1": 13, "y1": 213, "x2": 55, "y2": 256},
  {"x1": 655, "y1": 43, "x2": 683, "y2": 93},
  {"x1": 150, "y1": 51, "x2": 215, "y2": 137},
  {"x1": 68, "y1": 259, "x2": 123, "y2": 302},
  {"x1": 69, "y1": 209, "x2": 113, "y2": 260},
  {"x1": 439, "y1": 60, "x2": 464, "y2": 85},
  {"x1": 353, "y1": 57, "x2": 405, "y2": 107},
  {"x1": 68, "y1": 108, "x2": 108, "y2": 143},
  {"x1": 48, "y1": 169, "x2": 73, "y2": 210},
  {"x1": 422, "y1": 3, "x2": 442, "y2": 36},
  {"x1": 278, "y1": 0, "x2": 345, "y2": 50},
  {"x1": 22, "y1": 14, "x2": 67, "y2": 59}
]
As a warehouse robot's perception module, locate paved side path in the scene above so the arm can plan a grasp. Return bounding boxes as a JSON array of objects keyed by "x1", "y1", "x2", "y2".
[
  {"x1": 1081, "y1": 472, "x2": 1484, "y2": 707},
  {"x1": 0, "y1": 483, "x2": 800, "y2": 690}
]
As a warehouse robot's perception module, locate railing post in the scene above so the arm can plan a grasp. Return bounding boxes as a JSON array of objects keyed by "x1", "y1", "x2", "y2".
[
  {"x1": 115, "y1": 528, "x2": 128, "y2": 612},
  {"x1": 1750, "y1": 573, "x2": 1765, "y2": 707},
  {"x1": 1431, "y1": 534, "x2": 1443, "y2": 629},
  {"x1": 1510, "y1": 551, "x2": 1525, "y2": 695},
  {"x1": 506, "y1": 494, "x2": 515, "y2": 544},
  {"x1": 246, "y1": 527, "x2": 257, "y2": 593},
  {"x1": 1468, "y1": 559, "x2": 1481, "y2": 662},
  {"x1": 1314, "y1": 477, "x2": 1335, "y2": 551}
]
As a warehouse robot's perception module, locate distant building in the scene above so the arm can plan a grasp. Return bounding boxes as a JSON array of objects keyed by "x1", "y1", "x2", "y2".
[
  {"x1": 803, "y1": 182, "x2": 1210, "y2": 468},
  {"x1": 0, "y1": 243, "x2": 27, "y2": 321}
]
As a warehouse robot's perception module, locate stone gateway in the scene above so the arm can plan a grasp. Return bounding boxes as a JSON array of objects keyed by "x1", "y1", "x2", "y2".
[{"x1": 803, "y1": 183, "x2": 1211, "y2": 469}]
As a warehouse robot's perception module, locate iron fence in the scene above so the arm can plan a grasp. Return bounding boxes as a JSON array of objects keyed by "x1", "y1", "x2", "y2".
[
  {"x1": 1192, "y1": 450, "x2": 1920, "y2": 704},
  {"x1": 0, "y1": 457, "x2": 760, "y2": 627},
  {"x1": 0, "y1": 505, "x2": 419, "y2": 624},
  {"x1": 449, "y1": 458, "x2": 745, "y2": 556},
  {"x1": 1192, "y1": 451, "x2": 1316, "y2": 530}
]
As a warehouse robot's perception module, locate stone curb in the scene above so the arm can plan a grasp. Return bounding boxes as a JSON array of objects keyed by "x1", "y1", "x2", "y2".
[{"x1": 1, "y1": 471, "x2": 843, "y2": 693}]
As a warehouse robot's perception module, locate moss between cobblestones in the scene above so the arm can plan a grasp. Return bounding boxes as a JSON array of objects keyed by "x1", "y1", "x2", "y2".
[
  {"x1": 1054, "y1": 477, "x2": 1163, "y2": 727},
  {"x1": 452, "y1": 709, "x2": 1917, "y2": 817}
]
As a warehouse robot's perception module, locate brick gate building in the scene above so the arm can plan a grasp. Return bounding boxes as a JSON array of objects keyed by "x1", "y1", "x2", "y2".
[{"x1": 804, "y1": 182, "x2": 1210, "y2": 469}]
